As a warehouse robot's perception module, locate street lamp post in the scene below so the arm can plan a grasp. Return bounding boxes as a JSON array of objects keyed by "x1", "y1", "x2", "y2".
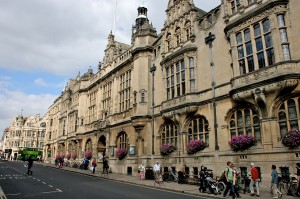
[
  {"x1": 150, "y1": 64, "x2": 156, "y2": 156},
  {"x1": 205, "y1": 32, "x2": 219, "y2": 151}
]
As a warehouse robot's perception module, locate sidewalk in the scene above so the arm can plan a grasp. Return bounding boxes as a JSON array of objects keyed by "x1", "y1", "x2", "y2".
[{"x1": 41, "y1": 163, "x2": 295, "y2": 199}]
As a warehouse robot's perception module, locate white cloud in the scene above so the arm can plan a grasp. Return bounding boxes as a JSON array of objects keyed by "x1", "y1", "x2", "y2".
[
  {"x1": 0, "y1": 0, "x2": 221, "y2": 137},
  {"x1": 0, "y1": 89, "x2": 57, "y2": 136}
]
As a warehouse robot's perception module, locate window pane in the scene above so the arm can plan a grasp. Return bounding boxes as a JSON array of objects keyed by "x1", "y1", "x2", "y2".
[
  {"x1": 267, "y1": 48, "x2": 275, "y2": 66},
  {"x1": 255, "y1": 37, "x2": 263, "y2": 51},
  {"x1": 237, "y1": 111, "x2": 243, "y2": 127},
  {"x1": 288, "y1": 100, "x2": 297, "y2": 119},
  {"x1": 282, "y1": 44, "x2": 291, "y2": 61},
  {"x1": 264, "y1": 33, "x2": 273, "y2": 48},
  {"x1": 277, "y1": 14, "x2": 285, "y2": 27},
  {"x1": 231, "y1": 130, "x2": 236, "y2": 138},
  {"x1": 239, "y1": 60, "x2": 246, "y2": 75},
  {"x1": 247, "y1": 56, "x2": 255, "y2": 72},
  {"x1": 290, "y1": 120, "x2": 299, "y2": 130},
  {"x1": 279, "y1": 122, "x2": 287, "y2": 137},
  {"x1": 236, "y1": 32, "x2": 243, "y2": 45},
  {"x1": 279, "y1": 111, "x2": 286, "y2": 121},
  {"x1": 280, "y1": 29, "x2": 288, "y2": 43},
  {"x1": 245, "y1": 109, "x2": 251, "y2": 126},
  {"x1": 189, "y1": 57, "x2": 194, "y2": 68},
  {"x1": 238, "y1": 128, "x2": 244, "y2": 136},
  {"x1": 246, "y1": 42, "x2": 253, "y2": 55},
  {"x1": 238, "y1": 46, "x2": 244, "y2": 59},
  {"x1": 263, "y1": 19, "x2": 270, "y2": 33},
  {"x1": 244, "y1": 29, "x2": 251, "y2": 42},
  {"x1": 257, "y1": 52, "x2": 266, "y2": 68},
  {"x1": 254, "y1": 24, "x2": 261, "y2": 37},
  {"x1": 190, "y1": 80, "x2": 195, "y2": 92},
  {"x1": 190, "y1": 68, "x2": 194, "y2": 79},
  {"x1": 254, "y1": 126, "x2": 261, "y2": 140}
]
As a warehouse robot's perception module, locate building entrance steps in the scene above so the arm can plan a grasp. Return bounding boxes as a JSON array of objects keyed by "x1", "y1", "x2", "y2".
[{"x1": 41, "y1": 163, "x2": 297, "y2": 199}]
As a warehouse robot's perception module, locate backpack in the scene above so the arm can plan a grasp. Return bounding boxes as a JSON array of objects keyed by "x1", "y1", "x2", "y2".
[{"x1": 219, "y1": 170, "x2": 227, "y2": 182}]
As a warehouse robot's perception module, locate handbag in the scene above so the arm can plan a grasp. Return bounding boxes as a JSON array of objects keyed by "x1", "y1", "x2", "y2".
[{"x1": 90, "y1": 166, "x2": 94, "y2": 171}]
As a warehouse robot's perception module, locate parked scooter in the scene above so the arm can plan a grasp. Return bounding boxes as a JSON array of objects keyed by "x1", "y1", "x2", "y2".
[{"x1": 198, "y1": 166, "x2": 221, "y2": 195}]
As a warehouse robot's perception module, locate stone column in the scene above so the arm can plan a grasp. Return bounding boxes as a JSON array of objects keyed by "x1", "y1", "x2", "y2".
[{"x1": 261, "y1": 117, "x2": 276, "y2": 151}]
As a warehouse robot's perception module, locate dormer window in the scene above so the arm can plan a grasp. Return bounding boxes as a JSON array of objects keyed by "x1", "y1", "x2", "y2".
[
  {"x1": 166, "y1": 33, "x2": 172, "y2": 51},
  {"x1": 230, "y1": 0, "x2": 242, "y2": 14},
  {"x1": 175, "y1": 27, "x2": 181, "y2": 46},
  {"x1": 184, "y1": 21, "x2": 192, "y2": 40}
]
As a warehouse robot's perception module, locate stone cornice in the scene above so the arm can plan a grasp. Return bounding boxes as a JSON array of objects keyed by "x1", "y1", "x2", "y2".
[{"x1": 160, "y1": 45, "x2": 197, "y2": 65}]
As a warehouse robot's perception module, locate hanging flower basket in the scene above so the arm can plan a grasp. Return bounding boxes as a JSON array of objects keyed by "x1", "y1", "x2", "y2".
[
  {"x1": 84, "y1": 151, "x2": 92, "y2": 160},
  {"x1": 160, "y1": 144, "x2": 176, "y2": 156},
  {"x1": 71, "y1": 153, "x2": 77, "y2": 160},
  {"x1": 66, "y1": 153, "x2": 71, "y2": 160},
  {"x1": 116, "y1": 148, "x2": 128, "y2": 160},
  {"x1": 282, "y1": 129, "x2": 300, "y2": 148},
  {"x1": 229, "y1": 135, "x2": 257, "y2": 151},
  {"x1": 187, "y1": 140, "x2": 207, "y2": 155}
]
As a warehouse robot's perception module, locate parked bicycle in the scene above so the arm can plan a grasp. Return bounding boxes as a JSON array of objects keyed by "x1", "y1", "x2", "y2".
[{"x1": 278, "y1": 174, "x2": 298, "y2": 196}]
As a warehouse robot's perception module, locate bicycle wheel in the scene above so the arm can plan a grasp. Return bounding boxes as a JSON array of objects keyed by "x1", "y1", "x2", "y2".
[
  {"x1": 289, "y1": 183, "x2": 298, "y2": 196},
  {"x1": 217, "y1": 182, "x2": 225, "y2": 192},
  {"x1": 278, "y1": 182, "x2": 288, "y2": 194}
]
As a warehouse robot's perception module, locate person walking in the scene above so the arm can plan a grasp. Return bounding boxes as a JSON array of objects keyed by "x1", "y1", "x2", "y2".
[
  {"x1": 231, "y1": 164, "x2": 241, "y2": 198},
  {"x1": 91, "y1": 159, "x2": 97, "y2": 174},
  {"x1": 250, "y1": 162, "x2": 260, "y2": 197},
  {"x1": 153, "y1": 161, "x2": 161, "y2": 176},
  {"x1": 223, "y1": 161, "x2": 235, "y2": 199},
  {"x1": 59, "y1": 157, "x2": 64, "y2": 168},
  {"x1": 138, "y1": 163, "x2": 145, "y2": 180},
  {"x1": 27, "y1": 156, "x2": 33, "y2": 175},
  {"x1": 296, "y1": 163, "x2": 300, "y2": 196},
  {"x1": 271, "y1": 165, "x2": 279, "y2": 198},
  {"x1": 102, "y1": 158, "x2": 109, "y2": 175}
]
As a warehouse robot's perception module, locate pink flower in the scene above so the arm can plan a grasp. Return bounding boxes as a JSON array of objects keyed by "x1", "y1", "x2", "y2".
[{"x1": 116, "y1": 148, "x2": 128, "y2": 160}]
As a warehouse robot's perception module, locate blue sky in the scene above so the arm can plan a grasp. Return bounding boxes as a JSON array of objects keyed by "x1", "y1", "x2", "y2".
[{"x1": 0, "y1": 0, "x2": 221, "y2": 138}]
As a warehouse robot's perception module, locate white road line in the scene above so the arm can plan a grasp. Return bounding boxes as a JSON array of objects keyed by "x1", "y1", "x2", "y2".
[
  {"x1": 37, "y1": 179, "x2": 40, "y2": 181},
  {"x1": 56, "y1": 189, "x2": 62, "y2": 192},
  {"x1": 42, "y1": 182, "x2": 46, "y2": 184},
  {"x1": 48, "y1": 185, "x2": 53, "y2": 187}
]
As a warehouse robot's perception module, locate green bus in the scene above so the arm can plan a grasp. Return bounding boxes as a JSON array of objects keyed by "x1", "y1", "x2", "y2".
[{"x1": 17, "y1": 147, "x2": 43, "y2": 161}]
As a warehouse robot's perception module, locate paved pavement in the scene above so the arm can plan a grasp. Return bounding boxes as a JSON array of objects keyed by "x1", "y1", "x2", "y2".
[{"x1": 41, "y1": 163, "x2": 296, "y2": 199}]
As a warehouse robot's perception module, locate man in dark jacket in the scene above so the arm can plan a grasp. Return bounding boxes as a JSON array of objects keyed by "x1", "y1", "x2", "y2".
[{"x1": 27, "y1": 156, "x2": 33, "y2": 175}]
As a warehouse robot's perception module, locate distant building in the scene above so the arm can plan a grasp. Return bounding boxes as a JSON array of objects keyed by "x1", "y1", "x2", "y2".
[
  {"x1": 43, "y1": 0, "x2": 300, "y2": 181},
  {"x1": 4, "y1": 114, "x2": 46, "y2": 160}
]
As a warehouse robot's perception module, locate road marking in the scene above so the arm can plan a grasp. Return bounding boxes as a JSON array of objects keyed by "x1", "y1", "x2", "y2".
[
  {"x1": 37, "y1": 179, "x2": 40, "y2": 181},
  {"x1": 42, "y1": 182, "x2": 46, "y2": 184},
  {"x1": 48, "y1": 185, "x2": 53, "y2": 187},
  {"x1": 0, "y1": 186, "x2": 8, "y2": 199},
  {"x1": 42, "y1": 190, "x2": 62, "y2": 194},
  {"x1": 56, "y1": 189, "x2": 62, "y2": 192}
]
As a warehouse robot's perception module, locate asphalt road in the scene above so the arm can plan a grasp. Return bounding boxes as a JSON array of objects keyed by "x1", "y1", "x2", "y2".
[{"x1": 0, "y1": 161, "x2": 204, "y2": 199}]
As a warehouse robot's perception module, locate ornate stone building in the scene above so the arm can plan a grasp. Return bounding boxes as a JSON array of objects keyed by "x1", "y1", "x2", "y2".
[
  {"x1": 4, "y1": 114, "x2": 46, "y2": 160},
  {"x1": 43, "y1": 0, "x2": 300, "y2": 181}
]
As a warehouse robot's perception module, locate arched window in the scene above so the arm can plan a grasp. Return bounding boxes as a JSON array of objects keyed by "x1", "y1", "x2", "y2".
[
  {"x1": 161, "y1": 123, "x2": 178, "y2": 146},
  {"x1": 117, "y1": 132, "x2": 128, "y2": 149},
  {"x1": 175, "y1": 27, "x2": 181, "y2": 46},
  {"x1": 166, "y1": 33, "x2": 172, "y2": 51},
  {"x1": 278, "y1": 97, "x2": 300, "y2": 137},
  {"x1": 187, "y1": 116, "x2": 209, "y2": 144},
  {"x1": 184, "y1": 21, "x2": 192, "y2": 40},
  {"x1": 229, "y1": 108, "x2": 261, "y2": 140}
]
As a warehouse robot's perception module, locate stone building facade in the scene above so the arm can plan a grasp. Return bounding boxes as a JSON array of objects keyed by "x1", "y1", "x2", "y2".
[
  {"x1": 4, "y1": 114, "x2": 46, "y2": 160},
  {"x1": 43, "y1": 0, "x2": 300, "y2": 181}
]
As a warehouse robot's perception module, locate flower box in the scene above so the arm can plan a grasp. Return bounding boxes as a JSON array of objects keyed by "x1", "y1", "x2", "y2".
[
  {"x1": 71, "y1": 153, "x2": 77, "y2": 160},
  {"x1": 84, "y1": 151, "x2": 92, "y2": 160},
  {"x1": 116, "y1": 148, "x2": 128, "y2": 160},
  {"x1": 66, "y1": 153, "x2": 71, "y2": 160},
  {"x1": 229, "y1": 135, "x2": 256, "y2": 151},
  {"x1": 187, "y1": 140, "x2": 207, "y2": 155},
  {"x1": 282, "y1": 129, "x2": 300, "y2": 148},
  {"x1": 160, "y1": 144, "x2": 176, "y2": 156}
]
